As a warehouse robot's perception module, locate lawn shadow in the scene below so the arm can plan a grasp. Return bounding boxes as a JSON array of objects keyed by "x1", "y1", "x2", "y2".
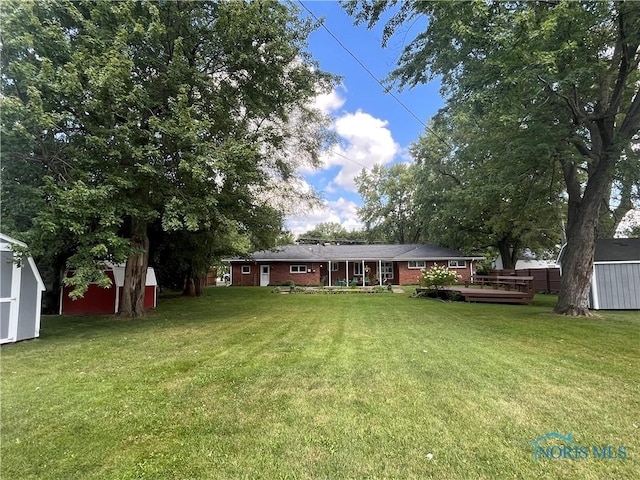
[{"x1": 37, "y1": 288, "x2": 256, "y2": 342}]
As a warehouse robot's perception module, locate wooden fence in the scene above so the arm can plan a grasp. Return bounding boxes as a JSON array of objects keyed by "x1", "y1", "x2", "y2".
[{"x1": 490, "y1": 268, "x2": 561, "y2": 293}]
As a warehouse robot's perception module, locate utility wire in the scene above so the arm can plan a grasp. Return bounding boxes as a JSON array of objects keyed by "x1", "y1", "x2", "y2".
[
  {"x1": 329, "y1": 148, "x2": 369, "y2": 170},
  {"x1": 299, "y1": 1, "x2": 452, "y2": 150}
]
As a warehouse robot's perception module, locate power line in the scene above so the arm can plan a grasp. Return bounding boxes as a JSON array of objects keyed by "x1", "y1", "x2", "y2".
[
  {"x1": 328, "y1": 148, "x2": 369, "y2": 170},
  {"x1": 299, "y1": 1, "x2": 452, "y2": 150}
]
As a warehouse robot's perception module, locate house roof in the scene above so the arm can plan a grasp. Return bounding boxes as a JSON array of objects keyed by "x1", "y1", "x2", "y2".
[
  {"x1": 227, "y1": 244, "x2": 482, "y2": 262},
  {"x1": 594, "y1": 238, "x2": 640, "y2": 262}
]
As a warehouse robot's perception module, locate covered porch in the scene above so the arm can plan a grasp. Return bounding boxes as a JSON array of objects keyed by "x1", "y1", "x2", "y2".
[{"x1": 326, "y1": 260, "x2": 395, "y2": 287}]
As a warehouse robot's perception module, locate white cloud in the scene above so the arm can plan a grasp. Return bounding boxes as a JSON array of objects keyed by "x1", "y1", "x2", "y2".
[
  {"x1": 321, "y1": 110, "x2": 399, "y2": 191},
  {"x1": 314, "y1": 87, "x2": 346, "y2": 115},
  {"x1": 289, "y1": 87, "x2": 400, "y2": 235},
  {"x1": 286, "y1": 197, "x2": 362, "y2": 236}
]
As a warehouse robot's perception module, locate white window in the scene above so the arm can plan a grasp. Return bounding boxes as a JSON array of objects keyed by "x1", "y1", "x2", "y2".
[
  {"x1": 381, "y1": 262, "x2": 394, "y2": 280},
  {"x1": 448, "y1": 260, "x2": 467, "y2": 268},
  {"x1": 353, "y1": 263, "x2": 363, "y2": 275},
  {"x1": 290, "y1": 265, "x2": 307, "y2": 273},
  {"x1": 241, "y1": 265, "x2": 251, "y2": 274},
  {"x1": 408, "y1": 260, "x2": 426, "y2": 269},
  {"x1": 330, "y1": 262, "x2": 339, "y2": 271}
]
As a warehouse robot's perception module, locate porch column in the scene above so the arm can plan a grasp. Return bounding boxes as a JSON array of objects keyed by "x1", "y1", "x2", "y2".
[
  {"x1": 328, "y1": 261, "x2": 332, "y2": 286},
  {"x1": 379, "y1": 260, "x2": 382, "y2": 286},
  {"x1": 362, "y1": 260, "x2": 365, "y2": 286},
  {"x1": 346, "y1": 260, "x2": 349, "y2": 284}
]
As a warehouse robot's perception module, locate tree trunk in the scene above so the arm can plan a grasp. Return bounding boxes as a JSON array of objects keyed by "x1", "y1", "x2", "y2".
[
  {"x1": 554, "y1": 223, "x2": 597, "y2": 317},
  {"x1": 120, "y1": 217, "x2": 149, "y2": 318},
  {"x1": 183, "y1": 272, "x2": 205, "y2": 296},
  {"x1": 194, "y1": 276, "x2": 204, "y2": 296},
  {"x1": 554, "y1": 156, "x2": 611, "y2": 316},
  {"x1": 183, "y1": 276, "x2": 194, "y2": 296},
  {"x1": 553, "y1": 2, "x2": 640, "y2": 315},
  {"x1": 496, "y1": 239, "x2": 518, "y2": 270}
]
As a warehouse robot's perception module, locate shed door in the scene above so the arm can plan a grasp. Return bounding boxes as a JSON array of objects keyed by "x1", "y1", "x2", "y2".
[
  {"x1": 260, "y1": 265, "x2": 270, "y2": 287},
  {"x1": 1, "y1": 251, "x2": 20, "y2": 344}
]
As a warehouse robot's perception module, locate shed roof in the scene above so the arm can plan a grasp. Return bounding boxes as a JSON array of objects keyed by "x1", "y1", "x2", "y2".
[
  {"x1": 594, "y1": 238, "x2": 640, "y2": 262},
  {"x1": 102, "y1": 262, "x2": 157, "y2": 287},
  {"x1": 0, "y1": 233, "x2": 46, "y2": 292},
  {"x1": 228, "y1": 244, "x2": 481, "y2": 262}
]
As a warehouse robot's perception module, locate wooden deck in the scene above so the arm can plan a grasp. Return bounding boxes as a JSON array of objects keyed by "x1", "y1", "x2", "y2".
[
  {"x1": 443, "y1": 286, "x2": 534, "y2": 304},
  {"x1": 417, "y1": 275, "x2": 535, "y2": 305}
]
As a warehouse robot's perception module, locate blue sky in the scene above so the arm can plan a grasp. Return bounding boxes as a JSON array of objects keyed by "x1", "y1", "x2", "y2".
[{"x1": 286, "y1": 1, "x2": 445, "y2": 236}]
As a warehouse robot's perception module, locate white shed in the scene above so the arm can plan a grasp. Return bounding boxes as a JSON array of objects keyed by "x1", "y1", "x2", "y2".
[
  {"x1": 558, "y1": 238, "x2": 640, "y2": 310},
  {"x1": 589, "y1": 238, "x2": 640, "y2": 310},
  {"x1": 1, "y1": 233, "x2": 46, "y2": 344}
]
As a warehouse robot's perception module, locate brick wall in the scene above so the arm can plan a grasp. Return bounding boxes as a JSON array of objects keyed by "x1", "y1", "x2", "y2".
[
  {"x1": 232, "y1": 262, "x2": 327, "y2": 286},
  {"x1": 269, "y1": 263, "x2": 322, "y2": 286},
  {"x1": 232, "y1": 260, "x2": 475, "y2": 286},
  {"x1": 231, "y1": 263, "x2": 258, "y2": 286},
  {"x1": 397, "y1": 260, "x2": 473, "y2": 285}
]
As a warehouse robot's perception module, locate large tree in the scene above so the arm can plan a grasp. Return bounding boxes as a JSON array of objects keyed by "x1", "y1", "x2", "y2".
[
  {"x1": 297, "y1": 222, "x2": 365, "y2": 244},
  {"x1": 2, "y1": 0, "x2": 335, "y2": 316},
  {"x1": 345, "y1": 0, "x2": 640, "y2": 315},
  {"x1": 355, "y1": 163, "x2": 422, "y2": 244},
  {"x1": 410, "y1": 105, "x2": 566, "y2": 268}
]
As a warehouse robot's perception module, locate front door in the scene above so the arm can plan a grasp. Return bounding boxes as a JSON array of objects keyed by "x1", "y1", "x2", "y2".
[{"x1": 260, "y1": 265, "x2": 270, "y2": 286}]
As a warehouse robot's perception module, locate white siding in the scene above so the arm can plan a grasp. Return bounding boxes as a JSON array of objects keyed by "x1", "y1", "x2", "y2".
[{"x1": 593, "y1": 263, "x2": 640, "y2": 310}]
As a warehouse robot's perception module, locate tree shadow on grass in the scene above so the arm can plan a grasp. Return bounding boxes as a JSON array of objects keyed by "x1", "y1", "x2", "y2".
[
  {"x1": 37, "y1": 288, "x2": 253, "y2": 342},
  {"x1": 37, "y1": 313, "x2": 159, "y2": 341}
]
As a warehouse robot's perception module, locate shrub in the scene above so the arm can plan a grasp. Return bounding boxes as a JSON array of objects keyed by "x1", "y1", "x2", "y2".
[
  {"x1": 474, "y1": 258, "x2": 494, "y2": 276},
  {"x1": 413, "y1": 289, "x2": 463, "y2": 302},
  {"x1": 419, "y1": 265, "x2": 461, "y2": 290}
]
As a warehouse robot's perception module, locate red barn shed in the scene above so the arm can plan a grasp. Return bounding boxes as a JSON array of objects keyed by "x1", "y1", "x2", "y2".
[{"x1": 60, "y1": 264, "x2": 157, "y2": 315}]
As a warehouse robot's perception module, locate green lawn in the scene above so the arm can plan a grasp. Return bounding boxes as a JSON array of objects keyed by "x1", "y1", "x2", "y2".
[{"x1": 1, "y1": 288, "x2": 638, "y2": 479}]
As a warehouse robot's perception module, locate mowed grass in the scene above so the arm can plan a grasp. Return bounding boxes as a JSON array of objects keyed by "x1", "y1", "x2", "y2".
[{"x1": 1, "y1": 288, "x2": 638, "y2": 479}]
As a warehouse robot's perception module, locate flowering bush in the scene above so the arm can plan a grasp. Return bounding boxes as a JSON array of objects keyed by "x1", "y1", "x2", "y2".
[{"x1": 419, "y1": 265, "x2": 462, "y2": 290}]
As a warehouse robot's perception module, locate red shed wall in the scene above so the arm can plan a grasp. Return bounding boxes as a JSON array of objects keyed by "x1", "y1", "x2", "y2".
[
  {"x1": 116, "y1": 286, "x2": 156, "y2": 310},
  {"x1": 62, "y1": 271, "x2": 117, "y2": 315},
  {"x1": 144, "y1": 286, "x2": 157, "y2": 309},
  {"x1": 63, "y1": 270, "x2": 156, "y2": 315}
]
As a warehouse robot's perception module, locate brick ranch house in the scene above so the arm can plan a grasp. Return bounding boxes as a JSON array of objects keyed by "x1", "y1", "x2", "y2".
[{"x1": 227, "y1": 244, "x2": 482, "y2": 287}]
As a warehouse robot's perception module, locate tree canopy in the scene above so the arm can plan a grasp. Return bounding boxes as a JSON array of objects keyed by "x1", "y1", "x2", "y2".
[
  {"x1": 355, "y1": 163, "x2": 421, "y2": 244},
  {"x1": 345, "y1": 0, "x2": 640, "y2": 315},
  {"x1": 410, "y1": 103, "x2": 566, "y2": 268},
  {"x1": 1, "y1": 0, "x2": 336, "y2": 315},
  {"x1": 297, "y1": 222, "x2": 365, "y2": 244}
]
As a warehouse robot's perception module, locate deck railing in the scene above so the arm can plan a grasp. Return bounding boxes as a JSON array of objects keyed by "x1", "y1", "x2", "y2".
[{"x1": 470, "y1": 275, "x2": 535, "y2": 295}]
